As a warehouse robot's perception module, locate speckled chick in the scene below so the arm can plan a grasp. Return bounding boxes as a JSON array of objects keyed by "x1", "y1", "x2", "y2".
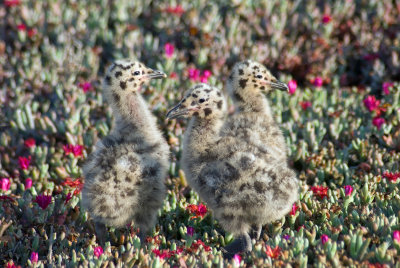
[{"x1": 81, "y1": 59, "x2": 169, "y2": 243}]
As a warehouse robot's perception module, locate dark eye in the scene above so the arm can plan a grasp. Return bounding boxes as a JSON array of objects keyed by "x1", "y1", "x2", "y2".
[
  {"x1": 256, "y1": 74, "x2": 263, "y2": 79},
  {"x1": 199, "y1": 98, "x2": 205, "y2": 103},
  {"x1": 133, "y1": 71, "x2": 140, "y2": 75}
]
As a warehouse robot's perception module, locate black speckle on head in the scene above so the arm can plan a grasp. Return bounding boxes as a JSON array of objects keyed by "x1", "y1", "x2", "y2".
[
  {"x1": 125, "y1": 176, "x2": 132, "y2": 182},
  {"x1": 115, "y1": 71, "x2": 122, "y2": 78},
  {"x1": 234, "y1": 92, "x2": 244, "y2": 102},
  {"x1": 133, "y1": 83, "x2": 137, "y2": 87},
  {"x1": 105, "y1": 76, "x2": 111, "y2": 85},
  {"x1": 223, "y1": 162, "x2": 240, "y2": 181},
  {"x1": 192, "y1": 94, "x2": 198, "y2": 98},
  {"x1": 229, "y1": 72, "x2": 234, "y2": 80},
  {"x1": 205, "y1": 89, "x2": 212, "y2": 93},
  {"x1": 239, "y1": 183, "x2": 250, "y2": 191},
  {"x1": 252, "y1": 80, "x2": 256, "y2": 83},
  {"x1": 193, "y1": 111, "x2": 199, "y2": 116},
  {"x1": 260, "y1": 86, "x2": 265, "y2": 90},
  {"x1": 217, "y1": 92, "x2": 221, "y2": 96},
  {"x1": 216, "y1": 100, "x2": 223, "y2": 109},
  {"x1": 120, "y1": 81, "x2": 127, "y2": 90},
  {"x1": 244, "y1": 61, "x2": 250, "y2": 66},
  {"x1": 135, "y1": 180, "x2": 142, "y2": 186},
  {"x1": 238, "y1": 69, "x2": 244, "y2": 75},
  {"x1": 180, "y1": 104, "x2": 186, "y2": 109},
  {"x1": 254, "y1": 181, "x2": 267, "y2": 194},
  {"x1": 240, "y1": 156, "x2": 252, "y2": 169},
  {"x1": 191, "y1": 101, "x2": 196, "y2": 106},
  {"x1": 128, "y1": 77, "x2": 135, "y2": 82},
  {"x1": 147, "y1": 70, "x2": 152, "y2": 74},
  {"x1": 194, "y1": 85, "x2": 203, "y2": 89},
  {"x1": 268, "y1": 170, "x2": 277, "y2": 181},
  {"x1": 142, "y1": 165, "x2": 158, "y2": 177},
  {"x1": 239, "y1": 79, "x2": 248, "y2": 89},
  {"x1": 112, "y1": 92, "x2": 120, "y2": 105},
  {"x1": 204, "y1": 108, "x2": 212, "y2": 116},
  {"x1": 127, "y1": 189, "x2": 136, "y2": 196}
]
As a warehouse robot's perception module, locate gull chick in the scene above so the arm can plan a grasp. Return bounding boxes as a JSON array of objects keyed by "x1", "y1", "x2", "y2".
[{"x1": 81, "y1": 59, "x2": 169, "y2": 243}]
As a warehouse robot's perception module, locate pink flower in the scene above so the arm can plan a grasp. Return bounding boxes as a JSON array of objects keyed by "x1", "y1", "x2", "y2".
[
  {"x1": 5, "y1": 262, "x2": 18, "y2": 268},
  {"x1": 288, "y1": 80, "x2": 297, "y2": 95},
  {"x1": 170, "y1": 72, "x2": 178, "y2": 79},
  {"x1": 187, "y1": 226, "x2": 194, "y2": 237},
  {"x1": 363, "y1": 95, "x2": 380, "y2": 112},
  {"x1": 18, "y1": 156, "x2": 31, "y2": 170},
  {"x1": 164, "y1": 5, "x2": 185, "y2": 16},
  {"x1": 94, "y1": 246, "x2": 103, "y2": 257},
  {"x1": 64, "y1": 193, "x2": 72, "y2": 204},
  {"x1": 25, "y1": 178, "x2": 33, "y2": 189},
  {"x1": 5, "y1": 0, "x2": 21, "y2": 7},
  {"x1": 199, "y1": 75, "x2": 208, "y2": 83},
  {"x1": 290, "y1": 203, "x2": 299, "y2": 216},
  {"x1": 233, "y1": 254, "x2": 241, "y2": 266},
  {"x1": 322, "y1": 14, "x2": 332, "y2": 24},
  {"x1": 203, "y1": 70, "x2": 212, "y2": 78},
  {"x1": 321, "y1": 234, "x2": 329, "y2": 244},
  {"x1": 372, "y1": 117, "x2": 385, "y2": 129},
  {"x1": 382, "y1": 82, "x2": 394, "y2": 95},
  {"x1": 17, "y1": 23, "x2": 26, "y2": 31},
  {"x1": 164, "y1": 43, "x2": 174, "y2": 58},
  {"x1": 78, "y1": 82, "x2": 92, "y2": 93},
  {"x1": 1, "y1": 178, "x2": 10, "y2": 192},
  {"x1": 188, "y1": 68, "x2": 200, "y2": 81},
  {"x1": 187, "y1": 203, "x2": 208, "y2": 219},
  {"x1": 63, "y1": 144, "x2": 84, "y2": 157},
  {"x1": 30, "y1": 252, "x2": 38, "y2": 263},
  {"x1": 24, "y1": 138, "x2": 36, "y2": 148},
  {"x1": 265, "y1": 245, "x2": 281, "y2": 259},
  {"x1": 300, "y1": 101, "x2": 312, "y2": 110},
  {"x1": 344, "y1": 185, "x2": 353, "y2": 196},
  {"x1": 311, "y1": 185, "x2": 328, "y2": 199},
  {"x1": 34, "y1": 194, "x2": 52, "y2": 209},
  {"x1": 312, "y1": 77, "x2": 323, "y2": 87},
  {"x1": 27, "y1": 28, "x2": 37, "y2": 38},
  {"x1": 393, "y1": 230, "x2": 400, "y2": 243},
  {"x1": 283, "y1": 234, "x2": 291, "y2": 240}
]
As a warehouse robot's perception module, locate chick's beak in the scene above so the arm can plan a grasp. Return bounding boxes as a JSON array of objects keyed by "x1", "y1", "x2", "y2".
[
  {"x1": 270, "y1": 80, "x2": 289, "y2": 91},
  {"x1": 145, "y1": 69, "x2": 167, "y2": 79},
  {"x1": 166, "y1": 103, "x2": 188, "y2": 120}
]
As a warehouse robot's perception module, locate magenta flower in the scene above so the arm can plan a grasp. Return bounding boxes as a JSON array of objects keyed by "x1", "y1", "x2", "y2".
[
  {"x1": 187, "y1": 226, "x2": 194, "y2": 237},
  {"x1": 382, "y1": 82, "x2": 394, "y2": 95},
  {"x1": 188, "y1": 68, "x2": 200, "y2": 81},
  {"x1": 30, "y1": 252, "x2": 38, "y2": 263},
  {"x1": 164, "y1": 43, "x2": 175, "y2": 58},
  {"x1": 0, "y1": 178, "x2": 10, "y2": 192},
  {"x1": 312, "y1": 77, "x2": 323, "y2": 87},
  {"x1": 17, "y1": 23, "x2": 26, "y2": 31},
  {"x1": 18, "y1": 156, "x2": 31, "y2": 170},
  {"x1": 5, "y1": 0, "x2": 21, "y2": 7},
  {"x1": 94, "y1": 246, "x2": 103, "y2": 257},
  {"x1": 64, "y1": 193, "x2": 72, "y2": 204},
  {"x1": 290, "y1": 203, "x2": 299, "y2": 216},
  {"x1": 288, "y1": 80, "x2": 297, "y2": 95},
  {"x1": 393, "y1": 230, "x2": 400, "y2": 243},
  {"x1": 203, "y1": 70, "x2": 212, "y2": 78},
  {"x1": 363, "y1": 95, "x2": 380, "y2": 112},
  {"x1": 78, "y1": 82, "x2": 92, "y2": 93},
  {"x1": 27, "y1": 28, "x2": 37, "y2": 38},
  {"x1": 24, "y1": 138, "x2": 36, "y2": 148},
  {"x1": 199, "y1": 75, "x2": 208, "y2": 83},
  {"x1": 233, "y1": 254, "x2": 241, "y2": 266},
  {"x1": 344, "y1": 185, "x2": 353, "y2": 196},
  {"x1": 321, "y1": 234, "x2": 329, "y2": 244},
  {"x1": 372, "y1": 116, "x2": 385, "y2": 129},
  {"x1": 63, "y1": 144, "x2": 84, "y2": 157},
  {"x1": 300, "y1": 101, "x2": 312, "y2": 110},
  {"x1": 322, "y1": 14, "x2": 332, "y2": 24},
  {"x1": 164, "y1": 5, "x2": 185, "y2": 16},
  {"x1": 34, "y1": 194, "x2": 52, "y2": 209},
  {"x1": 283, "y1": 234, "x2": 291, "y2": 240},
  {"x1": 25, "y1": 178, "x2": 33, "y2": 189}
]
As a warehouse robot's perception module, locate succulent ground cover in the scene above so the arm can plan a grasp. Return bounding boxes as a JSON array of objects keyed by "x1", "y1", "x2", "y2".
[{"x1": 1, "y1": 0, "x2": 400, "y2": 267}]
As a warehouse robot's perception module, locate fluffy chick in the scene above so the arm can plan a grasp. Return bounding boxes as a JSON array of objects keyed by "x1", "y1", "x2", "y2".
[{"x1": 82, "y1": 59, "x2": 169, "y2": 243}]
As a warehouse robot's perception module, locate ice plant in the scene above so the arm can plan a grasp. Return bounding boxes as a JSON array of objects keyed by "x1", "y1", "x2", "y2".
[
  {"x1": 18, "y1": 156, "x2": 31, "y2": 170},
  {"x1": 17, "y1": 24, "x2": 26, "y2": 31},
  {"x1": 393, "y1": 231, "x2": 400, "y2": 244},
  {"x1": 344, "y1": 185, "x2": 353, "y2": 196},
  {"x1": 382, "y1": 82, "x2": 394, "y2": 95},
  {"x1": 30, "y1": 252, "x2": 38, "y2": 263},
  {"x1": 188, "y1": 68, "x2": 200, "y2": 81},
  {"x1": 372, "y1": 117, "x2": 385, "y2": 129},
  {"x1": 94, "y1": 246, "x2": 103, "y2": 257},
  {"x1": 312, "y1": 77, "x2": 323, "y2": 87},
  {"x1": 300, "y1": 101, "x2": 312, "y2": 110},
  {"x1": 290, "y1": 203, "x2": 299, "y2": 216},
  {"x1": 164, "y1": 5, "x2": 185, "y2": 16},
  {"x1": 321, "y1": 234, "x2": 329, "y2": 244},
  {"x1": 25, "y1": 178, "x2": 33, "y2": 189},
  {"x1": 164, "y1": 43, "x2": 174, "y2": 58},
  {"x1": 1, "y1": 178, "x2": 10, "y2": 191},
  {"x1": 64, "y1": 193, "x2": 72, "y2": 204},
  {"x1": 383, "y1": 172, "x2": 400, "y2": 183},
  {"x1": 24, "y1": 138, "x2": 36, "y2": 148},
  {"x1": 322, "y1": 14, "x2": 332, "y2": 24},
  {"x1": 190, "y1": 240, "x2": 211, "y2": 252},
  {"x1": 187, "y1": 203, "x2": 208, "y2": 219},
  {"x1": 27, "y1": 28, "x2": 37, "y2": 38},
  {"x1": 78, "y1": 82, "x2": 92, "y2": 93},
  {"x1": 34, "y1": 194, "x2": 52, "y2": 209},
  {"x1": 288, "y1": 80, "x2": 297, "y2": 95},
  {"x1": 311, "y1": 185, "x2": 328, "y2": 199},
  {"x1": 233, "y1": 254, "x2": 241, "y2": 266},
  {"x1": 363, "y1": 95, "x2": 380, "y2": 112},
  {"x1": 265, "y1": 245, "x2": 281, "y2": 259}
]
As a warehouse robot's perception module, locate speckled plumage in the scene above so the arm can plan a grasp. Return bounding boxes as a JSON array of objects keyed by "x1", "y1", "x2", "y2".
[{"x1": 81, "y1": 59, "x2": 169, "y2": 242}]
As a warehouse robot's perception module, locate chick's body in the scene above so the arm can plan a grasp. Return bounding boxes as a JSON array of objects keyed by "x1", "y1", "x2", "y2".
[{"x1": 81, "y1": 60, "x2": 169, "y2": 240}]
